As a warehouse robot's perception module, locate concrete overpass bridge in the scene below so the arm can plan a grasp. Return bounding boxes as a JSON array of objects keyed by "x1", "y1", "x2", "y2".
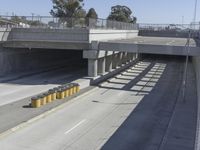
[
  {"x1": 1, "y1": 26, "x2": 200, "y2": 79},
  {"x1": 0, "y1": 19, "x2": 200, "y2": 150}
]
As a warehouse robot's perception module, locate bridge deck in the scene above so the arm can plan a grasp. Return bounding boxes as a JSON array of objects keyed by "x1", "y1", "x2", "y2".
[
  {"x1": 108, "y1": 36, "x2": 196, "y2": 47},
  {"x1": 2, "y1": 36, "x2": 200, "y2": 56},
  {"x1": 99, "y1": 36, "x2": 200, "y2": 56}
]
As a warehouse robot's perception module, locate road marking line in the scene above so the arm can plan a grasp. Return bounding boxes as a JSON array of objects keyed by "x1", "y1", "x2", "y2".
[{"x1": 65, "y1": 119, "x2": 86, "y2": 135}]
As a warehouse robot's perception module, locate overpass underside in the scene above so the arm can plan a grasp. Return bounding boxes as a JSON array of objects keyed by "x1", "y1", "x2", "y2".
[
  {"x1": 1, "y1": 28, "x2": 200, "y2": 79},
  {"x1": 83, "y1": 36, "x2": 200, "y2": 78},
  {"x1": 3, "y1": 36, "x2": 200, "y2": 79}
]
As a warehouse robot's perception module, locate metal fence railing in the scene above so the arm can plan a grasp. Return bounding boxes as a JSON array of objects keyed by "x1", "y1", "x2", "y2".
[
  {"x1": 0, "y1": 16, "x2": 138, "y2": 30},
  {"x1": 138, "y1": 23, "x2": 200, "y2": 31}
]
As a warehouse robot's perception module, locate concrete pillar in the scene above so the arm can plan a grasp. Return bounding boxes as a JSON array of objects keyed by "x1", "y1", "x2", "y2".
[
  {"x1": 105, "y1": 55, "x2": 112, "y2": 72},
  {"x1": 127, "y1": 53, "x2": 132, "y2": 62},
  {"x1": 131, "y1": 53, "x2": 136, "y2": 61},
  {"x1": 112, "y1": 53, "x2": 118, "y2": 69},
  {"x1": 88, "y1": 59, "x2": 97, "y2": 77},
  {"x1": 98, "y1": 57, "x2": 105, "y2": 75},
  {"x1": 125, "y1": 52, "x2": 129, "y2": 63},
  {"x1": 118, "y1": 52, "x2": 123, "y2": 66},
  {"x1": 122, "y1": 52, "x2": 127, "y2": 64}
]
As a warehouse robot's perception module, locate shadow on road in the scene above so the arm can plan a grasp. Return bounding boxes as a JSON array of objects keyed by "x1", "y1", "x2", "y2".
[{"x1": 99, "y1": 56, "x2": 197, "y2": 150}]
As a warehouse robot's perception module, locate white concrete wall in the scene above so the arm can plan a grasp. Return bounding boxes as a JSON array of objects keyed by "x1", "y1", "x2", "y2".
[
  {"x1": 7, "y1": 28, "x2": 139, "y2": 43},
  {"x1": 89, "y1": 29, "x2": 138, "y2": 42},
  {"x1": 0, "y1": 27, "x2": 9, "y2": 41},
  {"x1": 8, "y1": 28, "x2": 89, "y2": 42}
]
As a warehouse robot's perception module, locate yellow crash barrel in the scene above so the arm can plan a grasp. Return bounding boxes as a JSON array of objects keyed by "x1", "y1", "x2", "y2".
[
  {"x1": 64, "y1": 85, "x2": 70, "y2": 97},
  {"x1": 57, "y1": 89, "x2": 65, "y2": 99},
  {"x1": 31, "y1": 96, "x2": 41, "y2": 108},
  {"x1": 40, "y1": 94, "x2": 46, "y2": 106},
  {"x1": 74, "y1": 83, "x2": 80, "y2": 93},
  {"x1": 69, "y1": 83, "x2": 74, "y2": 95},
  {"x1": 61, "y1": 88, "x2": 65, "y2": 99},
  {"x1": 72, "y1": 83, "x2": 77, "y2": 94},
  {"x1": 49, "y1": 89, "x2": 56, "y2": 101},
  {"x1": 46, "y1": 92, "x2": 52, "y2": 103}
]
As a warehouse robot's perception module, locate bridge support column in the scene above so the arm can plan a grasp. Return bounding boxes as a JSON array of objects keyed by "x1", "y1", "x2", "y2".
[
  {"x1": 112, "y1": 53, "x2": 118, "y2": 69},
  {"x1": 105, "y1": 55, "x2": 112, "y2": 72},
  {"x1": 131, "y1": 53, "x2": 136, "y2": 61},
  {"x1": 98, "y1": 57, "x2": 105, "y2": 75},
  {"x1": 118, "y1": 52, "x2": 123, "y2": 66},
  {"x1": 127, "y1": 53, "x2": 132, "y2": 62},
  {"x1": 122, "y1": 52, "x2": 127, "y2": 65},
  {"x1": 125, "y1": 52, "x2": 129, "y2": 63},
  {"x1": 88, "y1": 59, "x2": 98, "y2": 77}
]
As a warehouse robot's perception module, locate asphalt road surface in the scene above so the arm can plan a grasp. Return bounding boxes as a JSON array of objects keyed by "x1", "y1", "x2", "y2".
[{"x1": 0, "y1": 56, "x2": 197, "y2": 150}]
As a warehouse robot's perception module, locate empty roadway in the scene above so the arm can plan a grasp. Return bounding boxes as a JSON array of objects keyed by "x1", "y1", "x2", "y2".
[{"x1": 0, "y1": 56, "x2": 197, "y2": 150}]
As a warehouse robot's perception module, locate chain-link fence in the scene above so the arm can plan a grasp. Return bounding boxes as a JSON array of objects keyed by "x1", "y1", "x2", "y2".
[
  {"x1": 0, "y1": 16, "x2": 138, "y2": 30},
  {"x1": 138, "y1": 23, "x2": 200, "y2": 31}
]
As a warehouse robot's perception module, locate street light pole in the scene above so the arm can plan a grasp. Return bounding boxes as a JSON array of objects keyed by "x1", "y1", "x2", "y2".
[{"x1": 193, "y1": 0, "x2": 198, "y2": 23}]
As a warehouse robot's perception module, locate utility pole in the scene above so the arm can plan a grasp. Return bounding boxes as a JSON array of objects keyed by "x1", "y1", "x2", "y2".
[
  {"x1": 193, "y1": 0, "x2": 198, "y2": 29},
  {"x1": 182, "y1": 16, "x2": 184, "y2": 26},
  {"x1": 31, "y1": 13, "x2": 34, "y2": 22}
]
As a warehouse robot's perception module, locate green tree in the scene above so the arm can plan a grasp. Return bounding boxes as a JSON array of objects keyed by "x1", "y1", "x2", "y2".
[
  {"x1": 86, "y1": 8, "x2": 98, "y2": 27},
  {"x1": 86, "y1": 8, "x2": 98, "y2": 19},
  {"x1": 50, "y1": 0, "x2": 85, "y2": 18},
  {"x1": 107, "y1": 5, "x2": 137, "y2": 23},
  {"x1": 50, "y1": 0, "x2": 86, "y2": 27}
]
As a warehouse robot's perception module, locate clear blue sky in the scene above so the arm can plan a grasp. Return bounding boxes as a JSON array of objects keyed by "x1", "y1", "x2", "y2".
[{"x1": 0, "y1": 0, "x2": 199, "y2": 24}]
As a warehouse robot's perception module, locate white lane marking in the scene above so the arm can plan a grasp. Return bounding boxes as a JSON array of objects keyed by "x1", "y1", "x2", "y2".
[
  {"x1": 166, "y1": 40, "x2": 176, "y2": 45},
  {"x1": 64, "y1": 119, "x2": 86, "y2": 135}
]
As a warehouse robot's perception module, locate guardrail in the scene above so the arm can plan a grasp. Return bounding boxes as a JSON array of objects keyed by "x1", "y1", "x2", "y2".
[{"x1": 0, "y1": 16, "x2": 138, "y2": 30}]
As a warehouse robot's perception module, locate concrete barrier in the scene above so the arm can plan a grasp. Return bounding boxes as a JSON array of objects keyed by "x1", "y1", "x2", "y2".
[
  {"x1": 139, "y1": 30, "x2": 189, "y2": 38},
  {"x1": 7, "y1": 28, "x2": 139, "y2": 43},
  {"x1": 8, "y1": 28, "x2": 89, "y2": 42},
  {"x1": 89, "y1": 29, "x2": 138, "y2": 42}
]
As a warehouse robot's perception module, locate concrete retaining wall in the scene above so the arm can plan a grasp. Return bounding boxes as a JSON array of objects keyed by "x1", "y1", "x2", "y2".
[
  {"x1": 192, "y1": 38, "x2": 200, "y2": 150},
  {"x1": 89, "y1": 29, "x2": 138, "y2": 42}
]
